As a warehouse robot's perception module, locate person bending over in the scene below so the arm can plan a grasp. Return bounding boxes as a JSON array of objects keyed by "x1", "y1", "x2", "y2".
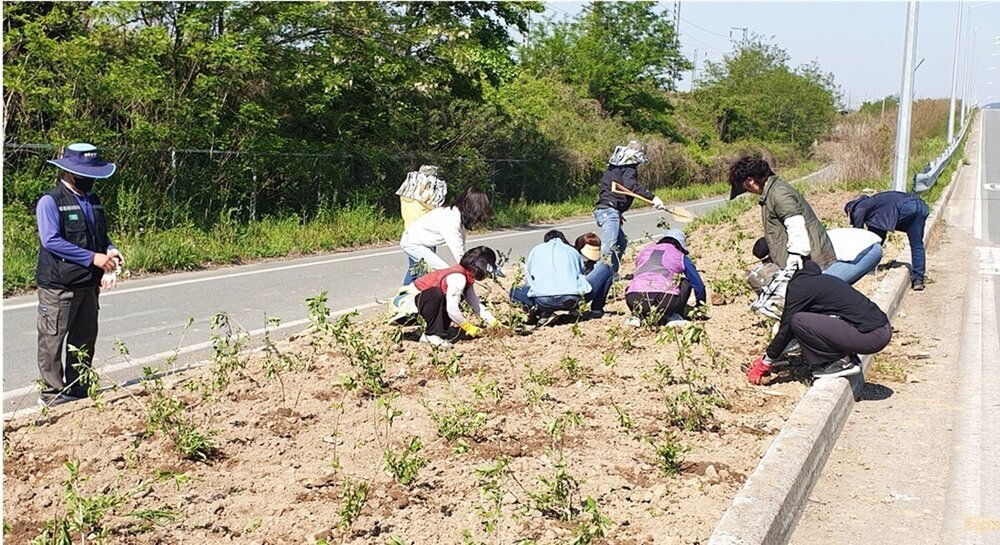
[
  {"x1": 390, "y1": 246, "x2": 499, "y2": 348},
  {"x1": 624, "y1": 228, "x2": 706, "y2": 327},
  {"x1": 844, "y1": 191, "x2": 929, "y2": 290},
  {"x1": 729, "y1": 156, "x2": 836, "y2": 317},
  {"x1": 400, "y1": 187, "x2": 492, "y2": 277},
  {"x1": 746, "y1": 261, "x2": 892, "y2": 384}
]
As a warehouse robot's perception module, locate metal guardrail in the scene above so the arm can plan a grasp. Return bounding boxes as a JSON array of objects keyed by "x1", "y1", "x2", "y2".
[{"x1": 914, "y1": 116, "x2": 973, "y2": 192}]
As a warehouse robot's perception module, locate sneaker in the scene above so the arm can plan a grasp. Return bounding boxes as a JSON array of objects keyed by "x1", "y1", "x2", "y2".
[
  {"x1": 536, "y1": 313, "x2": 559, "y2": 327},
  {"x1": 781, "y1": 340, "x2": 802, "y2": 358},
  {"x1": 812, "y1": 357, "x2": 861, "y2": 379},
  {"x1": 911, "y1": 278, "x2": 925, "y2": 291},
  {"x1": 625, "y1": 315, "x2": 641, "y2": 327},
  {"x1": 665, "y1": 313, "x2": 689, "y2": 327},
  {"x1": 37, "y1": 392, "x2": 85, "y2": 409},
  {"x1": 419, "y1": 334, "x2": 453, "y2": 348},
  {"x1": 583, "y1": 310, "x2": 605, "y2": 320}
]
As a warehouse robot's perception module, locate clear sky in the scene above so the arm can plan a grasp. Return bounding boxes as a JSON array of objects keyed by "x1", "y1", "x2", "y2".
[{"x1": 542, "y1": 1, "x2": 1000, "y2": 109}]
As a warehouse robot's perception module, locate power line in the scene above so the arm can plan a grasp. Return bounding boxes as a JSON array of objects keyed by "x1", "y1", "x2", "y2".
[
  {"x1": 680, "y1": 31, "x2": 723, "y2": 55},
  {"x1": 680, "y1": 16, "x2": 730, "y2": 39}
]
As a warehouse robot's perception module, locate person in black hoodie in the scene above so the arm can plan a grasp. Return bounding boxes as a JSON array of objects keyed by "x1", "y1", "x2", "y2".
[
  {"x1": 593, "y1": 141, "x2": 666, "y2": 272},
  {"x1": 746, "y1": 260, "x2": 892, "y2": 384}
]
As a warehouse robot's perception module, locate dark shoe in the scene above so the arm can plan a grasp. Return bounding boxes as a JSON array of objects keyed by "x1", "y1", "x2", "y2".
[
  {"x1": 583, "y1": 310, "x2": 605, "y2": 320},
  {"x1": 536, "y1": 313, "x2": 559, "y2": 327},
  {"x1": 525, "y1": 310, "x2": 540, "y2": 326},
  {"x1": 911, "y1": 278, "x2": 925, "y2": 291},
  {"x1": 812, "y1": 357, "x2": 861, "y2": 379},
  {"x1": 37, "y1": 391, "x2": 85, "y2": 409}
]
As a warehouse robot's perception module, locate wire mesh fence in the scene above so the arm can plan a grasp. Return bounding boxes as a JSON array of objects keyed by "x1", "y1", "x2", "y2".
[{"x1": 3, "y1": 143, "x2": 549, "y2": 230}]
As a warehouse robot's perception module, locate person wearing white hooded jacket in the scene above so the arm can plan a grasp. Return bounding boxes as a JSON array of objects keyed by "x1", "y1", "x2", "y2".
[{"x1": 399, "y1": 187, "x2": 492, "y2": 278}]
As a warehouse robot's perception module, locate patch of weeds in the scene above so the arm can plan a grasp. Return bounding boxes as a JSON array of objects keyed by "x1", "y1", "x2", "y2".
[
  {"x1": 524, "y1": 363, "x2": 555, "y2": 387},
  {"x1": 31, "y1": 460, "x2": 184, "y2": 544},
  {"x1": 261, "y1": 314, "x2": 303, "y2": 403},
  {"x1": 530, "y1": 456, "x2": 580, "y2": 521},
  {"x1": 611, "y1": 400, "x2": 637, "y2": 438},
  {"x1": 652, "y1": 433, "x2": 689, "y2": 476},
  {"x1": 665, "y1": 390, "x2": 722, "y2": 432},
  {"x1": 475, "y1": 456, "x2": 510, "y2": 536},
  {"x1": 431, "y1": 350, "x2": 463, "y2": 379},
  {"x1": 337, "y1": 478, "x2": 369, "y2": 530},
  {"x1": 546, "y1": 411, "x2": 582, "y2": 451},
  {"x1": 570, "y1": 496, "x2": 612, "y2": 545},
  {"x1": 869, "y1": 354, "x2": 907, "y2": 383},
  {"x1": 142, "y1": 367, "x2": 217, "y2": 461},
  {"x1": 206, "y1": 312, "x2": 253, "y2": 395},
  {"x1": 559, "y1": 356, "x2": 588, "y2": 381},
  {"x1": 385, "y1": 436, "x2": 427, "y2": 486},
  {"x1": 472, "y1": 371, "x2": 502, "y2": 404},
  {"x1": 426, "y1": 400, "x2": 486, "y2": 442},
  {"x1": 324, "y1": 310, "x2": 394, "y2": 395},
  {"x1": 67, "y1": 344, "x2": 104, "y2": 409}
]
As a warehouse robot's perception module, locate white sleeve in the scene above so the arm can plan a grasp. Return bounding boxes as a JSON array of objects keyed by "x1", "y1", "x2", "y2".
[
  {"x1": 783, "y1": 215, "x2": 811, "y2": 256},
  {"x1": 442, "y1": 211, "x2": 466, "y2": 263},
  {"x1": 445, "y1": 274, "x2": 470, "y2": 325}
]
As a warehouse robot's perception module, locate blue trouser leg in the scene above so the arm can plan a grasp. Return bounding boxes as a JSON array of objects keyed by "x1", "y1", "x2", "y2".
[
  {"x1": 585, "y1": 262, "x2": 614, "y2": 313},
  {"x1": 822, "y1": 243, "x2": 883, "y2": 285},
  {"x1": 898, "y1": 199, "x2": 929, "y2": 281},
  {"x1": 594, "y1": 208, "x2": 626, "y2": 272},
  {"x1": 402, "y1": 245, "x2": 437, "y2": 285},
  {"x1": 509, "y1": 285, "x2": 535, "y2": 310}
]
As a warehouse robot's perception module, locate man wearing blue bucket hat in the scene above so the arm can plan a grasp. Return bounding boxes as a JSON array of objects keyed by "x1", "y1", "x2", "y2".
[{"x1": 35, "y1": 142, "x2": 122, "y2": 407}]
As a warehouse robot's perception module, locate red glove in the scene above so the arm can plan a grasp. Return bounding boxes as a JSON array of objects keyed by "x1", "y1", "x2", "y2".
[{"x1": 747, "y1": 355, "x2": 772, "y2": 385}]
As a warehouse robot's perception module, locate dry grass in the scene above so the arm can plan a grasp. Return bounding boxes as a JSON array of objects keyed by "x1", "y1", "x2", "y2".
[{"x1": 816, "y1": 98, "x2": 950, "y2": 186}]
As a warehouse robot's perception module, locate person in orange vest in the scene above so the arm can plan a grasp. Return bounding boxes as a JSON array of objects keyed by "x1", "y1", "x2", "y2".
[{"x1": 389, "y1": 246, "x2": 501, "y2": 348}]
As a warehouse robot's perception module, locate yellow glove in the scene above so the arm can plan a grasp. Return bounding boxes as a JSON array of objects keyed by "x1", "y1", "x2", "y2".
[{"x1": 459, "y1": 322, "x2": 483, "y2": 337}]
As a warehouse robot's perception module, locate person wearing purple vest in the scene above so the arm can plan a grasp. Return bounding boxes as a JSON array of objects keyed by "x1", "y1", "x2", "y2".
[{"x1": 625, "y1": 228, "x2": 706, "y2": 326}]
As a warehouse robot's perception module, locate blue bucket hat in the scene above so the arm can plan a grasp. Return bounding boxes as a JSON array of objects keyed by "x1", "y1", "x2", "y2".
[{"x1": 47, "y1": 143, "x2": 116, "y2": 179}]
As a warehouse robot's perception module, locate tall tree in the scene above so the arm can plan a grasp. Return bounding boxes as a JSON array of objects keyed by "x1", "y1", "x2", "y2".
[{"x1": 519, "y1": 1, "x2": 689, "y2": 137}]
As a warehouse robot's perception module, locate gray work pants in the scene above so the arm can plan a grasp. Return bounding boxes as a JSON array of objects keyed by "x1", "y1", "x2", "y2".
[
  {"x1": 790, "y1": 312, "x2": 892, "y2": 365},
  {"x1": 37, "y1": 287, "x2": 99, "y2": 395}
]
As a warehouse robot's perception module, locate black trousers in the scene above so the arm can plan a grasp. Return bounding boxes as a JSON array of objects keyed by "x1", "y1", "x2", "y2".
[
  {"x1": 625, "y1": 278, "x2": 691, "y2": 324},
  {"x1": 37, "y1": 286, "x2": 99, "y2": 396},
  {"x1": 790, "y1": 312, "x2": 892, "y2": 365},
  {"x1": 416, "y1": 286, "x2": 450, "y2": 337}
]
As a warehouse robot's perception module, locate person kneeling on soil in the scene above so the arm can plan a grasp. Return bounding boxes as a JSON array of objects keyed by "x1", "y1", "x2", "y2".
[
  {"x1": 510, "y1": 230, "x2": 611, "y2": 325},
  {"x1": 624, "y1": 228, "x2": 706, "y2": 327},
  {"x1": 390, "y1": 246, "x2": 500, "y2": 348},
  {"x1": 746, "y1": 260, "x2": 892, "y2": 385}
]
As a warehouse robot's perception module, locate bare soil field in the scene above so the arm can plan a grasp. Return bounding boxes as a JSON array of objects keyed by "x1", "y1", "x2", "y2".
[{"x1": 3, "y1": 185, "x2": 907, "y2": 545}]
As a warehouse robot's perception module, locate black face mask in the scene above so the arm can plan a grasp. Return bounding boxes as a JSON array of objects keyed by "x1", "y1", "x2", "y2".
[{"x1": 74, "y1": 177, "x2": 95, "y2": 193}]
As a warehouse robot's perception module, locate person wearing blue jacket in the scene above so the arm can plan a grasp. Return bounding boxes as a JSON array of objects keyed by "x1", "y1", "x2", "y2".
[
  {"x1": 844, "y1": 191, "x2": 930, "y2": 290},
  {"x1": 510, "y1": 230, "x2": 612, "y2": 324}
]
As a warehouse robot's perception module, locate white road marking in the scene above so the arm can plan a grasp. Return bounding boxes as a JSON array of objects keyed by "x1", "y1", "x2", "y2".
[
  {"x1": 941, "y1": 262, "x2": 1000, "y2": 542},
  {"x1": 2, "y1": 301, "x2": 378, "y2": 417},
  {"x1": 3, "y1": 205, "x2": 703, "y2": 312},
  {"x1": 979, "y1": 247, "x2": 1000, "y2": 275},
  {"x1": 984, "y1": 183, "x2": 1000, "y2": 191},
  {"x1": 975, "y1": 123, "x2": 985, "y2": 241}
]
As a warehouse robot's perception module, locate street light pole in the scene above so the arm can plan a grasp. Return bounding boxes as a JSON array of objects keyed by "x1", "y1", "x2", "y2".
[
  {"x1": 948, "y1": 3, "x2": 963, "y2": 143},
  {"x1": 892, "y1": 0, "x2": 919, "y2": 193}
]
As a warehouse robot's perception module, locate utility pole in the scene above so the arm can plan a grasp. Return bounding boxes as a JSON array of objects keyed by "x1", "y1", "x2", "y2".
[
  {"x1": 691, "y1": 48, "x2": 699, "y2": 91},
  {"x1": 729, "y1": 26, "x2": 748, "y2": 44},
  {"x1": 947, "y1": 3, "x2": 963, "y2": 143},
  {"x1": 892, "y1": 0, "x2": 919, "y2": 193},
  {"x1": 672, "y1": 1, "x2": 682, "y2": 86}
]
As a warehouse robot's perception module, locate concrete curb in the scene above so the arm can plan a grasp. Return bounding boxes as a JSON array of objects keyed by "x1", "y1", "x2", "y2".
[{"x1": 708, "y1": 127, "x2": 971, "y2": 545}]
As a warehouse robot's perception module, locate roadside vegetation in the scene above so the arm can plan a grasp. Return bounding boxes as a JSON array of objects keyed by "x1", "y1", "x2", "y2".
[{"x1": 3, "y1": 2, "x2": 840, "y2": 294}]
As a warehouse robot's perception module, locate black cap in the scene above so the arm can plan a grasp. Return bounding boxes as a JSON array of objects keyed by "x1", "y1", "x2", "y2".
[{"x1": 752, "y1": 237, "x2": 770, "y2": 260}]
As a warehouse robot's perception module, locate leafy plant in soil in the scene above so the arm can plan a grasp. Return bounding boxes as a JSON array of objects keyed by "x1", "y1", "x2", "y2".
[
  {"x1": 142, "y1": 367, "x2": 217, "y2": 461},
  {"x1": 426, "y1": 399, "x2": 487, "y2": 442},
  {"x1": 385, "y1": 436, "x2": 428, "y2": 487},
  {"x1": 337, "y1": 478, "x2": 370, "y2": 530}
]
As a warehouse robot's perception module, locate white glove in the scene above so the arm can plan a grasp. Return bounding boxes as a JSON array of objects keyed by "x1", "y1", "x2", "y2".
[
  {"x1": 101, "y1": 256, "x2": 122, "y2": 290},
  {"x1": 652, "y1": 196, "x2": 666, "y2": 210},
  {"x1": 784, "y1": 253, "x2": 803, "y2": 273},
  {"x1": 480, "y1": 309, "x2": 498, "y2": 327}
]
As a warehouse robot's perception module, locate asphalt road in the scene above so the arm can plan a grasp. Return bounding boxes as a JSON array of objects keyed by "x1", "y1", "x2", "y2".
[
  {"x1": 3, "y1": 168, "x2": 834, "y2": 416},
  {"x1": 790, "y1": 111, "x2": 1000, "y2": 544}
]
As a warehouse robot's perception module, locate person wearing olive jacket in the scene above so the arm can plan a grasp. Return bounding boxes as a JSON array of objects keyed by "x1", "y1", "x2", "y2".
[
  {"x1": 729, "y1": 156, "x2": 837, "y2": 317},
  {"x1": 745, "y1": 261, "x2": 892, "y2": 384}
]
